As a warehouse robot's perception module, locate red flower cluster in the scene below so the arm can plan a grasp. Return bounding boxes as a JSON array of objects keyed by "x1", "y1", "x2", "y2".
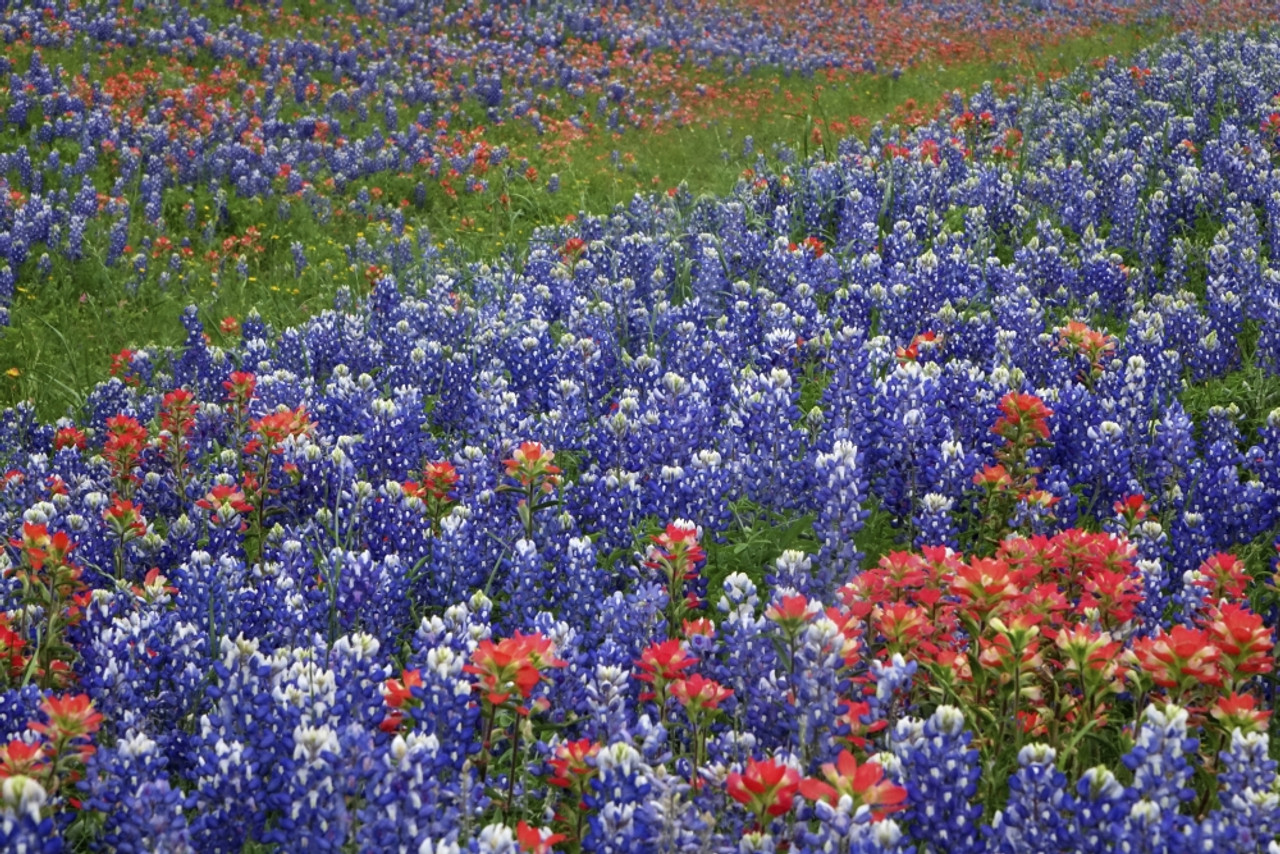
[
  {"x1": 634, "y1": 638, "x2": 698, "y2": 704},
  {"x1": 992, "y1": 392, "x2": 1053, "y2": 446},
  {"x1": 103, "y1": 414, "x2": 149, "y2": 488},
  {"x1": 251, "y1": 406, "x2": 313, "y2": 450},
  {"x1": 463, "y1": 631, "x2": 566, "y2": 710},
  {"x1": 0, "y1": 694, "x2": 103, "y2": 801},
  {"x1": 835, "y1": 531, "x2": 1274, "y2": 754},
  {"x1": 503, "y1": 441, "x2": 561, "y2": 491},
  {"x1": 195, "y1": 484, "x2": 253, "y2": 526}
]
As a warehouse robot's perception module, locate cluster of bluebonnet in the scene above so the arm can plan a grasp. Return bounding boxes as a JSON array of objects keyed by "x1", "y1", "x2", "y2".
[
  {"x1": 0, "y1": 0, "x2": 1262, "y2": 321},
  {"x1": 4, "y1": 20, "x2": 1280, "y2": 854}
]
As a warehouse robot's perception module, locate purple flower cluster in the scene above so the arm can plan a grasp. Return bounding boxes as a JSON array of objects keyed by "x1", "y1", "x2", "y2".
[{"x1": 0, "y1": 0, "x2": 1271, "y2": 323}]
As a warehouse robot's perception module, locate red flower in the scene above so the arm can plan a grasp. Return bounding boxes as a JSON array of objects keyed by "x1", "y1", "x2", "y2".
[
  {"x1": 895, "y1": 330, "x2": 938, "y2": 363},
  {"x1": 160, "y1": 388, "x2": 198, "y2": 438},
  {"x1": 1113, "y1": 494, "x2": 1148, "y2": 526},
  {"x1": 1133, "y1": 626, "x2": 1222, "y2": 692},
  {"x1": 52, "y1": 427, "x2": 86, "y2": 452},
  {"x1": 463, "y1": 632, "x2": 565, "y2": 708},
  {"x1": 195, "y1": 485, "x2": 253, "y2": 525},
  {"x1": 423, "y1": 461, "x2": 459, "y2": 500},
  {"x1": 799, "y1": 236, "x2": 826, "y2": 257},
  {"x1": 103, "y1": 415, "x2": 149, "y2": 483},
  {"x1": 131, "y1": 567, "x2": 177, "y2": 602},
  {"x1": 670, "y1": 674, "x2": 733, "y2": 714},
  {"x1": 382, "y1": 669, "x2": 423, "y2": 709},
  {"x1": 835, "y1": 700, "x2": 889, "y2": 750},
  {"x1": 516, "y1": 821, "x2": 567, "y2": 854},
  {"x1": 1205, "y1": 603, "x2": 1274, "y2": 685},
  {"x1": 649, "y1": 522, "x2": 705, "y2": 568},
  {"x1": 10, "y1": 522, "x2": 74, "y2": 571},
  {"x1": 560, "y1": 237, "x2": 587, "y2": 261},
  {"x1": 503, "y1": 441, "x2": 561, "y2": 491},
  {"x1": 1056, "y1": 320, "x2": 1115, "y2": 372},
  {"x1": 798, "y1": 749, "x2": 907, "y2": 820},
  {"x1": 1194, "y1": 553, "x2": 1249, "y2": 602},
  {"x1": 973, "y1": 463, "x2": 1013, "y2": 490},
  {"x1": 634, "y1": 639, "x2": 697, "y2": 702},
  {"x1": 950, "y1": 557, "x2": 1019, "y2": 619},
  {"x1": 682, "y1": 618, "x2": 715, "y2": 639},
  {"x1": 102, "y1": 496, "x2": 147, "y2": 542},
  {"x1": 1211, "y1": 692, "x2": 1271, "y2": 733},
  {"x1": 876, "y1": 602, "x2": 934, "y2": 654},
  {"x1": 765, "y1": 594, "x2": 817, "y2": 634},
  {"x1": 727, "y1": 757, "x2": 801, "y2": 822},
  {"x1": 108, "y1": 348, "x2": 138, "y2": 384},
  {"x1": 992, "y1": 392, "x2": 1053, "y2": 444},
  {"x1": 0, "y1": 616, "x2": 27, "y2": 682},
  {"x1": 30, "y1": 694, "x2": 102, "y2": 743},
  {"x1": 1078, "y1": 568, "x2": 1143, "y2": 628},
  {"x1": 0, "y1": 739, "x2": 46, "y2": 779},
  {"x1": 546, "y1": 739, "x2": 600, "y2": 790},
  {"x1": 223, "y1": 371, "x2": 257, "y2": 407},
  {"x1": 251, "y1": 407, "x2": 313, "y2": 449}
]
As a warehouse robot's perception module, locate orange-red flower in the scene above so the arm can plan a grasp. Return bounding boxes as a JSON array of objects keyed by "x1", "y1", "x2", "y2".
[
  {"x1": 223, "y1": 371, "x2": 257, "y2": 407},
  {"x1": 670, "y1": 674, "x2": 733, "y2": 714},
  {"x1": 835, "y1": 700, "x2": 889, "y2": 750},
  {"x1": 0, "y1": 615, "x2": 27, "y2": 683},
  {"x1": 251, "y1": 407, "x2": 313, "y2": 448},
  {"x1": 546, "y1": 738, "x2": 600, "y2": 790},
  {"x1": 798, "y1": 749, "x2": 907, "y2": 819},
  {"x1": 1194, "y1": 553, "x2": 1249, "y2": 602},
  {"x1": 992, "y1": 392, "x2": 1053, "y2": 444},
  {"x1": 196, "y1": 485, "x2": 253, "y2": 525},
  {"x1": 0, "y1": 739, "x2": 46, "y2": 778},
  {"x1": 516, "y1": 821, "x2": 567, "y2": 854},
  {"x1": 634, "y1": 639, "x2": 697, "y2": 702},
  {"x1": 382, "y1": 669, "x2": 424, "y2": 709},
  {"x1": 1211, "y1": 692, "x2": 1271, "y2": 733},
  {"x1": 503, "y1": 441, "x2": 561, "y2": 491},
  {"x1": 52, "y1": 427, "x2": 86, "y2": 452},
  {"x1": 103, "y1": 496, "x2": 147, "y2": 542},
  {"x1": 765, "y1": 594, "x2": 817, "y2": 634},
  {"x1": 950, "y1": 557, "x2": 1019, "y2": 619},
  {"x1": 463, "y1": 632, "x2": 565, "y2": 708},
  {"x1": 727, "y1": 757, "x2": 801, "y2": 822},
  {"x1": 422, "y1": 461, "x2": 459, "y2": 500},
  {"x1": 1133, "y1": 625, "x2": 1222, "y2": 692},
  {"x1": 1205, "y1": 603, "x2": 1274, "y2": 685},
  {"x1": 103, "y1": 414, "x2": 149, "y2": 483},
  {"x1": 30, "y1": 694, "x2": 102, "y2": 743}
]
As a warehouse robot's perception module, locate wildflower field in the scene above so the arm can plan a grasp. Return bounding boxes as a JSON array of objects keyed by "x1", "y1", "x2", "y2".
[{"x1": 9, "y1": 0, "x2": 1280, "y2": 851}]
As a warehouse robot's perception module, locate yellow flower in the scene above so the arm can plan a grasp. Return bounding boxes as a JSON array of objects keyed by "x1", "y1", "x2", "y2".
[{"x1": 5, "y1": 368, "x2": 19, "y2": 378}]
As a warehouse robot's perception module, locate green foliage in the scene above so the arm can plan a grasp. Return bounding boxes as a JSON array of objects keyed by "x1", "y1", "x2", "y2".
[
  {"x1": 703, "y1": 499, "x2": 818, "y2": 596},
  {"x1": 1181, "y1": 362, "x2": 1280, "y2": 438}
]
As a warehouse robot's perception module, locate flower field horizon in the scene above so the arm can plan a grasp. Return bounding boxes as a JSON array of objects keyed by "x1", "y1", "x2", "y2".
[{"x1": 6, "y1": 1, "x2": 1280, "y2": 852}]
